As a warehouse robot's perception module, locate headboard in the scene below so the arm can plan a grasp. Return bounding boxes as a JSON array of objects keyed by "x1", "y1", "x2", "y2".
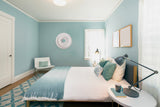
[{"x1": 124, "y1": 64, "x2": 138, "y2": 86}]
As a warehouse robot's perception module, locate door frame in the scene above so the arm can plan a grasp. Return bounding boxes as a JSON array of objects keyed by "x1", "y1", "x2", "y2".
[{"x1": 0, "y1": 11, "x2": 15, "y2": 84}]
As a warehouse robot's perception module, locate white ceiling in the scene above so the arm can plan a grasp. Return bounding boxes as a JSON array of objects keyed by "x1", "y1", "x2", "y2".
[{"x1": 4, "y1": 0, "x2": 123, "y2": 22}]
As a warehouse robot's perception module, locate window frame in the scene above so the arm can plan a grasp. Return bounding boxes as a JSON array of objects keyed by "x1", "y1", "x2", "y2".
[{"x1": 84, "y1": 29, "x2": 105, "y2": 60}]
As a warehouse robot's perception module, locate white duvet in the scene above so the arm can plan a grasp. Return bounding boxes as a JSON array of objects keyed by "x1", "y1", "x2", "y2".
[
  {"x1": 63, "y1": 67, "x2": 129, "y2": 102},
  {"x1": 25, "y1": 67, "x2": 130, "y2": 102}
]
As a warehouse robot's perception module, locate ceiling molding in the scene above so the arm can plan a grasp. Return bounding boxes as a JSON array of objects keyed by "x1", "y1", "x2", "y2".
[
  {"x1": 39, "y1": 20, "x2": 105, "y2": 23},
  {"x1": 105, "y1": 0, "x2": 123, "y2": 21},
  {"x1": 3, "y1": 0, "x2": 39, "y2": 22}
]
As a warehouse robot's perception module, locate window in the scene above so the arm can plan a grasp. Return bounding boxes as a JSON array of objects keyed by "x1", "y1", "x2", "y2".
[{"x1": 85, "y1": 29, "x2": 105, "y2": 64}]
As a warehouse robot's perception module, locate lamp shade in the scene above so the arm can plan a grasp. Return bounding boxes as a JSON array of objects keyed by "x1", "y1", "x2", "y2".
[{"x1": 95, "y1": 49, "x2": 99, "y2": 54}]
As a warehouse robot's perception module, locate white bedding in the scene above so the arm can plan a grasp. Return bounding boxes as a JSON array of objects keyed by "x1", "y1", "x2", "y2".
[
  {"x1": 63, "y1": 67, "x2": 129, "y2": 102},
  {"x1": 25, "y1": 67, "x2": 130, "y2": 102}
]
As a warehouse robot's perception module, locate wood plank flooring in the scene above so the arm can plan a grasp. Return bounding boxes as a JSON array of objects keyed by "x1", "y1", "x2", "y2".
[{"x1": 0, "y1": 73, "x2": 34, "y2": 96}]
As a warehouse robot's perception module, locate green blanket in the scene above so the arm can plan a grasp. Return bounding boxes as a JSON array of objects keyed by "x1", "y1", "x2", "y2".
[{"x1": 24, "y1": 66, "x2": 70, "y2": 100}]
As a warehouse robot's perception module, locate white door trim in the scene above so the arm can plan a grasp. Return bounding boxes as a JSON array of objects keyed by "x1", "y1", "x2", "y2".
[{"x1": 0, "y1": 11, "x2": 15, "y2": 84}]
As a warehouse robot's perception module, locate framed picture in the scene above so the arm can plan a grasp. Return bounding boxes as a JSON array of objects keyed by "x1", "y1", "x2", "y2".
[
  {"x1": 119, "y1": 24, "x2": 132, "y2": 47},
  {"x1": 112, "y1": 30, "x2": 120, "y2": 47}
]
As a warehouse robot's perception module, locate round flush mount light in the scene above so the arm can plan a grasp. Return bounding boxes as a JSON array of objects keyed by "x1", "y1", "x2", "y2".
[{"x1": 53, "y1": 0, "x2": 67, "y2": 6}]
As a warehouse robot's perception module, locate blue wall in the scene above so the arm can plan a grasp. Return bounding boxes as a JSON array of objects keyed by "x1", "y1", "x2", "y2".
[
  {"x1": 0, "y1": 1, "x2": 39, "y2": 76},
  {"x1": 0, "y1": 0, "x2": 139, "y2": 76},
  {"x1": 39, "y1": 22, "x2": 105, "y2": 66},
  {"x1": 105, "y1": 0, "x2": 139, "y2": 63}
]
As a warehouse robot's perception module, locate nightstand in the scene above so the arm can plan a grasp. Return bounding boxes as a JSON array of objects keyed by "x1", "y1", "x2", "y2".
[{"x1": 108, "y1": 87, "x2": 157, "y2": 107}]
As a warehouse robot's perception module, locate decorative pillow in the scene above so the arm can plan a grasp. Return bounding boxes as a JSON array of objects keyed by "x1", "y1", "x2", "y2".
[
  {"x1": 94, "y1": 65, "x2": 103, "y2": 77},
  {"x1": 112, "y1": 59, "x2": 126, "y2": 82},
  {"x1": 115, "y1": 56, "x2": 125, "y2": 66},
  {"x1": 102, "y1": 61, "x2": 116, "y2": 81},
  {"x1": 106, "y1": 57, "x2": 115, "y2": 63},
  {"x1": 99, "y1": 60, "x2": 108, "y2": 68},
  {"x1": 39, "y1": 61, "x2": 48, "y2": 67}
]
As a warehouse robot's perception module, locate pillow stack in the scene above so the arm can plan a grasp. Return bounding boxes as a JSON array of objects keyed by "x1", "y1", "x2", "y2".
[{"x1": 94, "y1": 58, "x2": 126, "y2": 82}]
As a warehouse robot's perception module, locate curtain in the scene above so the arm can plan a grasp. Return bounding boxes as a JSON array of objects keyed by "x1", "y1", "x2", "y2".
[{"x1": 139, "y1": 0, "x2": 160, "y2": 106}]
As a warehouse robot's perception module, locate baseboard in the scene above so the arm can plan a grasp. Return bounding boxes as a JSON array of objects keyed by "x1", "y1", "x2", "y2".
[{"x1": 13, "y1": 69, "x2": 35, "y2": 83}]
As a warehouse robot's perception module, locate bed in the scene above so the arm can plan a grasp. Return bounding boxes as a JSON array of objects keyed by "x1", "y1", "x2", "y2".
[{"x1": 24, "y1": 64, "x2": 137, "y2": 107}]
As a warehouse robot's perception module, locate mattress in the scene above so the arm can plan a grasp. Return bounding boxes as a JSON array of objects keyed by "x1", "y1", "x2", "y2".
[{"x1": 23, "y1": 67, "x2": 130, "y2": 102}]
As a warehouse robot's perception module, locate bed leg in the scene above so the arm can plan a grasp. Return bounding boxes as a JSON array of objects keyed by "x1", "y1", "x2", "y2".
[
  {"x1": 26, "y1": 101, "x2": 30, "y2": 107},
  {"x1": 112, "y1": 100, "x2": 113, "y2": 107}
]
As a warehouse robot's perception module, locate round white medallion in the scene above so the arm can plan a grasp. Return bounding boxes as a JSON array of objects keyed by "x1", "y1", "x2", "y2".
[{"x1": 56, "y1": 33, "x2": 72, "y2": 49}]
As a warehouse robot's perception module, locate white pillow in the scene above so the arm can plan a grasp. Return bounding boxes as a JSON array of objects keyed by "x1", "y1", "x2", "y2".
[
  {"x1": 112, "y1": 59, "x2": 126, "y2": 82},
  {"x1": 106, "y1": 57, "x2": 115, "y2": 63}
]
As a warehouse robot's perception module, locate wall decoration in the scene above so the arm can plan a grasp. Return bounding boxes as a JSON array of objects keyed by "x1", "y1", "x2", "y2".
[
  {"x1": 56, "y1": 33, "x2": 72, "y2": 49},
  {"x1": 113, "y1": 30, "x2": 120, "y2": 47},
  {"x1": 119, "y1": 24, "x2": 132, "y2": 47}
]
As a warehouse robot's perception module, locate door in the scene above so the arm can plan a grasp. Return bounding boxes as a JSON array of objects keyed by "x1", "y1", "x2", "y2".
[{"x1": 0, "y1": 11, "x2": 14, "y2": 89}]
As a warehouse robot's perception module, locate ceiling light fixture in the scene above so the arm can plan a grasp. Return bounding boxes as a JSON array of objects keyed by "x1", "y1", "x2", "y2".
[{"x1": 53, "y1": 0, "x2": 67, "y2": 6}]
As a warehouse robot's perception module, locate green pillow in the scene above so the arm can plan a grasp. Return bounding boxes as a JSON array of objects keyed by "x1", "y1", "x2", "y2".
[
  {"x1": 39, "y1": 61, "x2": 48, "y2": 67},
  {"x1": 99, "y1": 60, "x2": 108, "y2": 67},
  {"x1": 102, "y1": 61, "x2": 116, "y2": 81}
]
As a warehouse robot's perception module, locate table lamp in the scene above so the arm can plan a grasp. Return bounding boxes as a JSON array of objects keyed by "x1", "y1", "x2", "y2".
[
  {"x1": 93, "y1": 49, "x2": 100, "y2": 66},
  {"x1": 115, "y1": 54, "x2": 158, "y2": 98}
]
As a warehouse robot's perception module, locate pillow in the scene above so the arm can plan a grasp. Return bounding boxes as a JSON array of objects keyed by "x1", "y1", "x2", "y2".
[
  {"x1": 102, "y1": 61, "x2": 116, "y2": 81},
  {"x1": 39, "y1": 61, "x2": 48, "y2": 67},
  {"x1": 94, "y1": 65, "x2": 103, "y2": 77},
  {"x1": 112, "y1": 60, "x2": 126, "y2": 82},
  {"x1": 99, "y1": 60, "x2": 108, "y2": 68},
  {"x1": 115, "y1": 57, "x2": 125, "y2": 66},
  {"x1": 106, "y1": 57, "x2": 115, "y2": 63}
]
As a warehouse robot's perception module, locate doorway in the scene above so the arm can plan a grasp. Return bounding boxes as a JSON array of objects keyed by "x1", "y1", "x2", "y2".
[{"x1": 0, "y1": 11, "x2": 15, "y2": 89}]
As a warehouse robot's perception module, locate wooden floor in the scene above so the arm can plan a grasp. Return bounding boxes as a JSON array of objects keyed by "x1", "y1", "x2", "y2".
[
  {"x1": 0, "y1": 73, "x2": 34, "y2": 96},
  {"x1": 0, "y1": 71, "x2": 47, "y2": 96},
  {"x1": 0, "y1": 73, "x2": 122, "y2": 107}
]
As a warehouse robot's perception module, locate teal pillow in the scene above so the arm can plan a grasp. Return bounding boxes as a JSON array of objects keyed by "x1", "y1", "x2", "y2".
[
  {"x1": 39, "y1": 61, "x2": 48, "y2": 67},
  {"x1": 99, "y1": 60, "x2": 108, "y2": 67},
  {"x1": 102, "y1": 61, "x2": 116, "y2": 80}
]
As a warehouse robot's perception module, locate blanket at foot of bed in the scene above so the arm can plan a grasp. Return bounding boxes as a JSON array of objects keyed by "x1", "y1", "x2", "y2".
[{"x1": 24, "y1": 66, "x2": 71, "y2": 100}]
